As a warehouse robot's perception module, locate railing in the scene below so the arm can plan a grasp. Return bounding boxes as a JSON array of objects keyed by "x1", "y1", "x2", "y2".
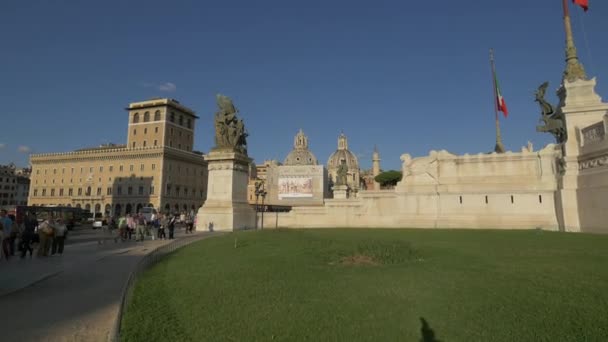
[{"x1": 108, "y1": 233, "x2": 219, "y2": 342}]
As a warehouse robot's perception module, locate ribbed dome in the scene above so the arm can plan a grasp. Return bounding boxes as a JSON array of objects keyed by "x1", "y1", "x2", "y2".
[
  {"x1": 327, "y1": 133, "x2": 359, "y2": 170},
  {"x1": 283, "y1": 129, "x2": 318, "y2": 166},
  {"x1": 284, "y1": 149, "x2": 318, "y2": 165},
  {"x1": 327, "y1": 149, "x2": 359, "y2": 170},
  {"x1": 327, "y1": 133, "x2": 360, "y2": 191}
]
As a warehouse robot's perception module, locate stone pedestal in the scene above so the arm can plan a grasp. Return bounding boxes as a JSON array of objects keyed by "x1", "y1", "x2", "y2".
[
  {"x1": 333, "y1": 185, "x2": 349, "y2": 199},
  {"x1": 196, "y1": 150, "x2": 255, "y2": 232},
  {"x1": 555, "y1": 78, "x2": 608, "y2": 232}
]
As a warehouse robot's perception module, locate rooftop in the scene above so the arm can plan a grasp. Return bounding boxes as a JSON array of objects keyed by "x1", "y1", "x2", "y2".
[{"x1": 126, "y1": 98, "x2": 198, "y2": 118}]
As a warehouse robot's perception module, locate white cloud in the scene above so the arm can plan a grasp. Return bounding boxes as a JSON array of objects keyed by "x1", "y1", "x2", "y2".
[
  {"x1": 140, "y1": 82, "x2": 177, "y2": 92},
  {"x1": 158, "y1": 82, "x2": 176, "y2": 92},
  {"x1": 18, "y1": 145, "x2": 32, "y2": 153},
  {"x1": 0, "y1": 143, "x2": 5, "y2": 149}
]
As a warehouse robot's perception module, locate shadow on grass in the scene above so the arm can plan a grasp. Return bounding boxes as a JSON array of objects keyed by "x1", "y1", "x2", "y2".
[{"x1": 420, "y1": 317, "x2": 441, "y2": 342}]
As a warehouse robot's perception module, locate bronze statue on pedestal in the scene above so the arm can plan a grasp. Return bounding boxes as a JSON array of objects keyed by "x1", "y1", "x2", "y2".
[{"x1": 214, "y1": 94, "x2": 248, "y2": 154}]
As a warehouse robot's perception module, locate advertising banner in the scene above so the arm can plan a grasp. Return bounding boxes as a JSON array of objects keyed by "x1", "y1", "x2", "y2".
[{"x1": 278, "y1": 177, "x2": 313, "y2": 199}]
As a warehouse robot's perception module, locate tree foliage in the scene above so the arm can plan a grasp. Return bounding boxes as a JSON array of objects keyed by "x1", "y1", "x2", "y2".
[{"x1": 374, "y1": 170, "x2": 403, "y2": 188}]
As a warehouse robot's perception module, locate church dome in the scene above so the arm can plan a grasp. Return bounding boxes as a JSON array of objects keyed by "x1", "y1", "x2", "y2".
[
  {"x1": 327, "y1": 149, "x2": 359, "y2": 170},
  {"x1": 327, "y1": 132, "x2": 361, "y2": 190},
  {"x1": 327, "y1": 133, "x2": 359, "y2": 170},
  {"x1": 284, "y1": 149, "x2": 318, "y2": 165},
  {"x1": 284, "y1": 129, "x2": 318, "y2": 166}
]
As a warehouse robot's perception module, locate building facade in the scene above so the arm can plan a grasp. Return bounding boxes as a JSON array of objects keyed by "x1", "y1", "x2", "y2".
[
  {"x1": 0, "y1": 164, "x2": 30, "y2": 207},
  {"x1": 28, "y1": 98, "x2": 208, "y2": 217}
]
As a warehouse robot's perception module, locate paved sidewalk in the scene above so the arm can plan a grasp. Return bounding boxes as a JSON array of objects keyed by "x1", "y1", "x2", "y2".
[{"x1": 0, "y1": 230, "x2": 216, "y2": 342}]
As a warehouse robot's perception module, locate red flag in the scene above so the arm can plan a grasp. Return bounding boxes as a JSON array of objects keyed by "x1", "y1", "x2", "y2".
[{"x1": 573, "y1": 0, "x2": 589, "y2": 12}]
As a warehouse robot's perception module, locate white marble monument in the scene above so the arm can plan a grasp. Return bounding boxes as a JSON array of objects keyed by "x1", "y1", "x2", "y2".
[
  {"x1": 196, "y1": 150, "x2": 255, "y2": 232},
  {"x1": 196, "y1": 94, "x2": 255, "y2": 232}
]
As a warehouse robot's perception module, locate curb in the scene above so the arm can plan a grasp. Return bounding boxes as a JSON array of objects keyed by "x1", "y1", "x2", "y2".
[{"x1": 108, "y1": 232, "x2": 221, "y2": 342}]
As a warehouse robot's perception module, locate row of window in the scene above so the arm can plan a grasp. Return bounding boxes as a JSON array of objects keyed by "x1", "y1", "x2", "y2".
[
  {"x1": 33, "y1": 185, "x2": 154, "y2": 197},
  {"x1": 37, "y1": 163, "x2": 158, "y2": 176},
  {"x1": 36, "y1": 164, "x2": 204, "y2": 177},
  {"x1": 31, "y1": 203, "x2": 199, "y2": 216},
  {"x1": 132, "y1": 110, "x2": 192, "y2": 129},
  {"x1": 133, "y1": 127, "x2": 191, "y2": 139},
  {"x1": 131, "y1": 140, "x2": 190, "y2": 150},
  {"x1": 457, "y1": 195, "x2": 543, "y2": 204},
  {"x1": 31, "y1": 185, "x2": 205, "y2": 198}
]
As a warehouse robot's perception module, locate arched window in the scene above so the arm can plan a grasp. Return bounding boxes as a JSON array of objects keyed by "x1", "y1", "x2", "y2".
[
  {"x1": 133, "y1": 113, "x2": 140, "y2": 123},
  {"x1": 154, "y1": 110, "x2": 161, "y2": 121},
  {"x1": 179, "y1": 115, "x2": 183, "y2": 126},
  {"x1": 143, "y1": 111, "x2": 150, "y2": 122},
  {"x1": 170, "y1": 112, "x2": 175, "y2": 122}
]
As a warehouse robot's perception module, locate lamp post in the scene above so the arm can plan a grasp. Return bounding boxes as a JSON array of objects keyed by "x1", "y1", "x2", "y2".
[
  {"x1": 260, "y1": 186, "x2": 267, "y2": 230},
  {"x1": 254, "y1": 181, "x2": 267, "y2": 230}
]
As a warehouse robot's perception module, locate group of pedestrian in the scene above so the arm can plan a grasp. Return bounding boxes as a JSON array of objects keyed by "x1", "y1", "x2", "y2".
[
  {"x1": 101, "y1": 211, "x2": 187, "y2": 243},
  {"x1": 0, "y1": 209, "x2": 68, "y2": 261}
]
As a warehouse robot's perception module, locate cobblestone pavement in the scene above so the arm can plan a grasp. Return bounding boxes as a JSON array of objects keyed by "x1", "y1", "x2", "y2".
[{"x1": 0, "y1": 228, "x2": 214, "y2": 342}]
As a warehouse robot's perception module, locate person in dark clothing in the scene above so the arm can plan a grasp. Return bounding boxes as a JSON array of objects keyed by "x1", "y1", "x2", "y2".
[
  {"x1": 20, "y1": 213, "x2": 37, "y2": 258},
  {"x1": 168, "y1": 215, "x2": 176, "y2": 239}
]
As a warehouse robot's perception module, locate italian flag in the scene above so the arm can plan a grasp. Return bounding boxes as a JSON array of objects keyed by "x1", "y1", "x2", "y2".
[
  {"x1": 573, "y1": 0, "x2": 589, "y2": 12},
  {"x1": 493, "y1": 70, "x2": 508, "y2": 118}
]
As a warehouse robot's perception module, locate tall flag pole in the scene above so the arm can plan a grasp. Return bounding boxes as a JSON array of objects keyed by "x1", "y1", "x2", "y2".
[
  {"x1": 562, "y1": 0, "x2": 588, "y2": 82},
  {"x1": 490, "y1": 48, "x2": 506, "y2": 154}
]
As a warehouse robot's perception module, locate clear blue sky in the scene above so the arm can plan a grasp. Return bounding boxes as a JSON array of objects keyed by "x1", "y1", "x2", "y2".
[{"x1": 1, "y1": 0, "x2": 606, "y2": 171}]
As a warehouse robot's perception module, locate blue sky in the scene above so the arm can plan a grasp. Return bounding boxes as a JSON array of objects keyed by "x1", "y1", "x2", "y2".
[{"x1": 1, "y1": 0, "x2": 606, "y2": 171}]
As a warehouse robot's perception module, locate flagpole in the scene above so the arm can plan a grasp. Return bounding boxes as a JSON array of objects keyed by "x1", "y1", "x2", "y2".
[
  {"x1": 490, "y1": 48, "x2": 505, "y2": 154},
  {"x1": 562, "y1": 0, "x2": 586, "y2": 82}
]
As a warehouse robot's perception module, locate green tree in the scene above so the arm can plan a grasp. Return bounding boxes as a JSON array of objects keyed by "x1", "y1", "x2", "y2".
[{"x1": 374, "y1": 170, "x2": 403, "y2": 189}]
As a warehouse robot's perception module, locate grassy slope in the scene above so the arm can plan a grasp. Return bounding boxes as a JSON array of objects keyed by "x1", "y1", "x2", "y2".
[{"x1": 122, "y1": 229, "x2": 608, "y2": 341}]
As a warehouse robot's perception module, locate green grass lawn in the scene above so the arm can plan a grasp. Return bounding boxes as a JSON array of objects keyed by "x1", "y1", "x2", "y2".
[{"x1": 121, "y1": 229, "x2": 608, "y2": 341}]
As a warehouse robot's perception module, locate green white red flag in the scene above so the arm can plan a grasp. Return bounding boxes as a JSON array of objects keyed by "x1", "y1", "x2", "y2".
[
  {"x1": 573, "y1": 0, "x2": 589, "y2": 12},
  {"x1": 493, "y1": 69, "x2": 508, "y2": 118}
]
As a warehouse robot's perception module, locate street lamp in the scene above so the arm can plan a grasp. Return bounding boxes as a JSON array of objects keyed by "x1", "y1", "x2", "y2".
[{"x1": 254, "y1": 181, "x2": 267, "y2": 230}]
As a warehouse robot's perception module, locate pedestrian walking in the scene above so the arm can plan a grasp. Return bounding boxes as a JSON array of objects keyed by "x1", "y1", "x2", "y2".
[
  {"x1": 168, "y1": 214, "x2": 176, "y2": 239},
  {"x1": 51, "y1": 218, "x2": 68, "y2": 255},
  {"x1": 158, "y1": 214, "x2": 167, "y2": 239},
  {"x1": 20, "y1": 213, "x2": 37, "y2": 258},
  {"x1": 126, "y1": 214, "x2": 135, "y2": 240},
  {"x1": 37, "y1": 218, "x2": 54, "y2": 257},
  {"x1": 186, "y1": 215, "x2": 194, "y2": 234},
  {"x1": 117, "y1": 214, "x2": 127, "y2": 242},
  {"x1": 136, "y1": 213, "x2": 146, "y2": 242},
  {"x1": 1, "y1": 209, "x2": 14, "y2": 259}
]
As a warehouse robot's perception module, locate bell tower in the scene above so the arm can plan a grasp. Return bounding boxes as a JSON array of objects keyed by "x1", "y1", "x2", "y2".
[{"x1": 372, "y1": 145, "x2": 381, "y2": 189}]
